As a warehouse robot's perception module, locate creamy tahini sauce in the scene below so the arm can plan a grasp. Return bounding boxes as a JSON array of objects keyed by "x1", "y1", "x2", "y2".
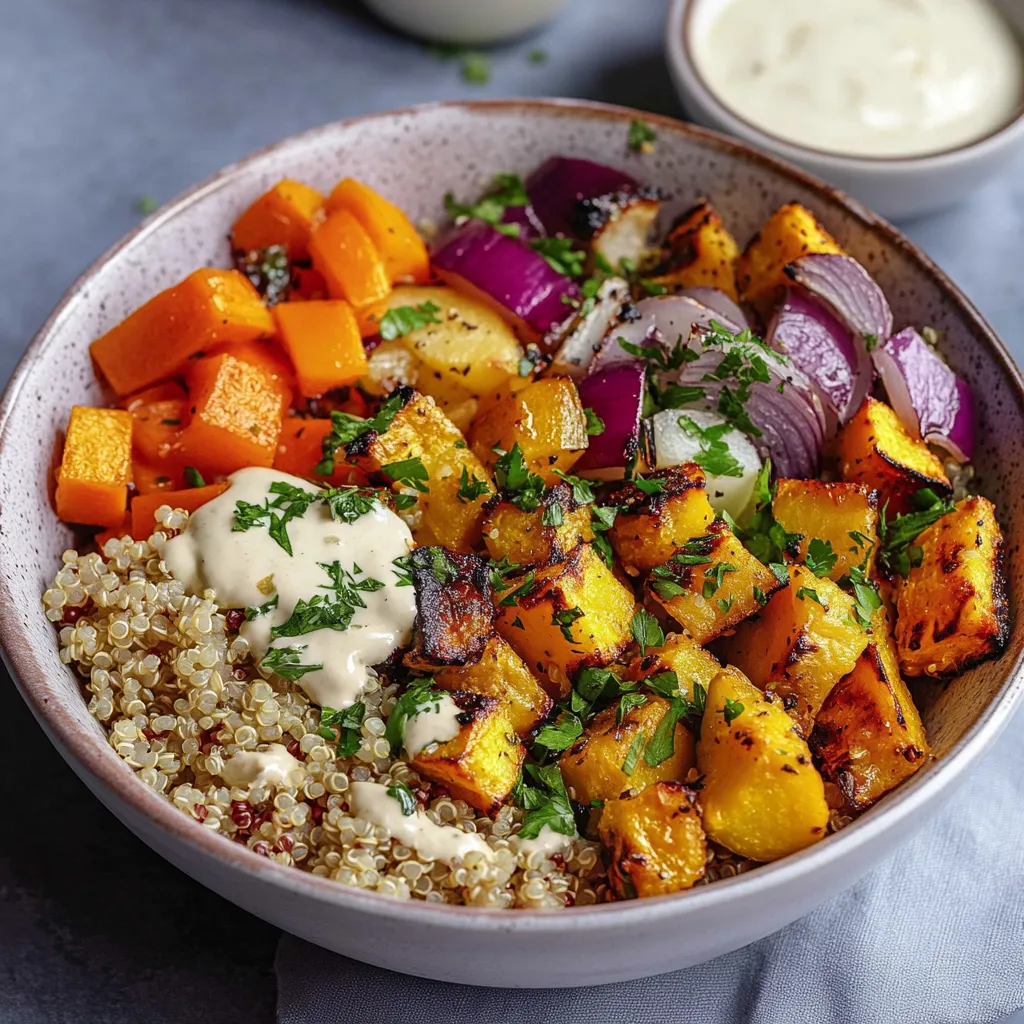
[
  {"x1": 347, "y1": 781, "x2": 492, "y2": 864},
  {"x1": 220, "y1": 743, "x2": 303, "y2": 789},
  {"x1": 517, "y1": 825, "x2": 573, "y2": 860},
  {"x1": 164, "y1": 467, "x2": 417, "y2": 710},
  {"x1": 691, "y1": 0, "x2": 1023, "y2": 157},
  {"x1": 402, "y1": 693, "x2": 464, "y2": 757}
]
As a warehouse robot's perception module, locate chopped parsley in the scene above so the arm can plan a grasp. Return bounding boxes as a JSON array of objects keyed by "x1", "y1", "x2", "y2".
[
  {"x1": 805, "y1": 537, "x2": 838, "y2": 578},
  {"x1": 244, "y1": 596, "x2": 279, "y2": 621},
  {"x1": 864, "y1": 333, "x2": 880, "y2": 353},
  {"x1": 382, "y1": 456, "x2": 430, "y2": 493},
  {"x1": 551, "y1": 606, "x2": 584, "y2": 642},
  {"x1": 460, "y1": 52, "x2": 491, "y2": 84},
  {"x1": 642, "y1": 700, "x2": 687, "y2": 767},
  {"x1": 701, "y1": 561, "x2": 738, "y2": 599},
  {"x1": 583, "y1": 407, "x2": 605, "y2": 436},
  {"x1": 499, "y1": 571, "x2": 537, "y2": 608},
  {"x1": 378, "y1": 301, "x2": 441, "y2": 341},
  {"x1": 233, "y1": 481, "x2": 321, "y2": 555},
  {"x1": 184, "y1": 466, "x2": 206, "y2": 488},
  {"x1": 392, "y1": 554, "x2": 414, "y2": 587},
  {"x1": 533, "y1": 712, "x2": 584, "y2": 753},
  {"x1": 796, "y1": 586, "x2": 827, "y2": 608},
  {"x1": 386, "y1": 779, "x2": 418, "y2": 816},
  {"x1": 270, "y1": 560, "x2": 385, "y2": 638},
  {"x1": 316, "y1": 391, "x2": 406, "y2": 475},
  {"x1": 444, "y1": 172, "x2": 528, "y2": 237},
  {"x1": 527, "y1": 48, "x2": 548, "y2": 64},
  {"x1": 552, "y1": 469, "x2": 595, "y2": 505},
  {"x1": 487, "y1": 555, "x2": 522, "y2": 591},
  {"x1": 260, "y1": 645, "x2": 322, "y2": 682},
  {"x1": 722, "y1": 698, "x2": 744, "y2": 724},
  {"x1": 541, "y1": 501, "x2": 564, "y2": 527},
  {"x1": 616, "y1": 692, "x2": 648, "y2": 724},
  {"x1": 530, "y1": 237, "x2": 586, "y2": 278},
  {"x1": 320, "y1": 486, "x2": 380, "y2": 525},
  {"x1": 736, "y1": 461, "x2": 802, "y2": 568},
  {"x1": 676, "y1": 415, "x2": 743, "y2": 478},
  {"x1": 136, "y1": 194, "x2": 158, "y2": 215},
  {"x1": 627, "y1": 118, "x2": 657, "y2": 153},
  {"x1": 426, "y1": 547, "x2": 458, "y2": 586},
  {"x1": 514, "y1": 763, "x2": 576, "y2": 840},
  {"x1": 319, "y1": 702, "x2": 365, "y2": 756},
  {"x1": 494, "y1": 443, "x2": 546, "y2": 511},
  {"x1": 634, "y1": 475, "x2": 666, "y2": 496},
  {"x1": 620, "y1": 732, "x2": 645, "y2": 775},
  {"x1": 385, "y1": 679, "x2": 444, "y2": 756},
  {"x1": 629, "y1": 607, "x2": 665, "y2": 656},
  {"x1": 456, "y1": 465, "x2": 490, "y2": 503},
  {"x1": 878, "y1": 488, "x2": 956, "y2": 578}
]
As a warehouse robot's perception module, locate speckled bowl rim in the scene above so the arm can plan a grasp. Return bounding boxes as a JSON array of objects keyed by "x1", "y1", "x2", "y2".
[
  {"x1": 667, "y1": 0, "x2": 1024, "y2": 168},
  {"x1": 3, "y1": 98, "x2": 1024, "y2": 933}
]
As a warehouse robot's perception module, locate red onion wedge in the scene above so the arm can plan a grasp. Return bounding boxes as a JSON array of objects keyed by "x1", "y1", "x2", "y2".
[
  {"x1": 545, "y1": 277, "x2": 632, "y2": 380},
  {"x1": 767, "y1": 287, "x2": 870, "y2": 427},
  {"x1": 873, "y1": 327, "x2": 975, "y2": 462},
  {"x1": 786, "y1": 253, "x2": 893, "y2": 347},
  {"x1": 678, "y1": 287, "x2": 751, "y2": 332},
  {"x1": 432, "y1": 221, "x2": 578, "y2": 341},
  {"x1": 574, "y1": 361, "x2": 646, "y2": 476},
  {"x1": 527, "y1": 157, "x2": 639, "y2": 238}
]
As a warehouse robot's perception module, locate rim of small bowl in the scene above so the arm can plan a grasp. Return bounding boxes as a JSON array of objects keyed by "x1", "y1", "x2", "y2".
[
  {"x1": 3, "y1": 97, "x2": 1024, "y2": 933},
  {"x1": 667, "y1": 0, "x2": 1024, "y2": 170}
]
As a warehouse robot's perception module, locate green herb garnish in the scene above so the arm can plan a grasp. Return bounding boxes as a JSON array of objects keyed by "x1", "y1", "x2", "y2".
[{"x1": 378, "y1": 301, "x2": 442, "y2": 341}]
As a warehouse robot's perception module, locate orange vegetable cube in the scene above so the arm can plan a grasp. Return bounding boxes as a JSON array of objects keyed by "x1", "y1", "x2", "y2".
[
  {"x1": 273, "y1": 300, "x2": 369, "y2": 397},
  {"x1": 230, "y1": 179, "x2": 324, "y2": 262},
  {"x1": 124, "y1": 380, "x2": 189, "y2": 467},
  {"x1": 90, "y1": 269, "x2": 274, "y2": 396},
  {"x1": 178, "y1": 353, "x2": 289, "y2": 475},
  {"x1": 290, "y1": 264, "x2": 328, "y2": 302},
  {"x1": 273, "y1": 418, "x2": 367, "y2": 486},
  {"x1": 56, "y1": 406, "x2": 133, "y2": 527},
  {"x1": 131, "y1": 483, "x2": 229, "y2": 539},
  {"x1": 308, "y1": 209, "x2": 391, "y2": 310},
  {"x1": 132, "y1": 458, "x2": 184, "y2": 494},
  {"x1": 325, "y1": 178, "x2": 430, "y2": 284},
  {"x1": 205, "y1": 338, "x2": 296, "y2": 396}
]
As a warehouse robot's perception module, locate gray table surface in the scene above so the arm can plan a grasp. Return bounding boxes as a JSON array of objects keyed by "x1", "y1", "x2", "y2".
[{"x1": 3, "y1": 1, "x2": 1023, "y2": 1021}]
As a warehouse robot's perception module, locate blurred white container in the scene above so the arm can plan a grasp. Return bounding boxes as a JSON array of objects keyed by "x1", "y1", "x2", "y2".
[{"x1": 363, "y1": 0, "x2": 569, "y2": 45}]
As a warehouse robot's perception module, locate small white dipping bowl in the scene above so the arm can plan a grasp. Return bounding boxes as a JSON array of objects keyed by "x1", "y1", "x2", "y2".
[
  {"x1": 362, "y1": 0, "x2": 569, "y2": 45},
  {"x1": 666, "y1": 0, "x2": 1024, "y2": 220}
]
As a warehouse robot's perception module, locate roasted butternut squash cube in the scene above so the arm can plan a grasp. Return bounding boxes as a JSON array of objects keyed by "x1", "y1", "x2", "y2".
[
  {"x1": 609, "y1": 465, "x2": 714, "y2": 573},
  {"x1": 482, "y1": 483, "x2": 593, "y2": 565},
  {"x1": 495, "y1": 542, "x2": 636, "y2": 698},
  {"x1": 405, "y1": 548, "x2": 495, "y2": 671},
  {"x1": 470, "y1": 377, "x2": 589, "y2": 484},
  {"x1": 273, "y1": 418, "x2": 366, "y2": 486},
  {"x1": 626, "y1": 632, "x2": 722, "y2": 701},
  {"x1": 810, "y1": 643, "x2": 928, "y2": 811},
  {"x1": 90, "y1": 268, "x2": 275, "y2": 396},
  {"x1": 309, "y1": 208, "x2": 391, "y2": 311},
  {"x1": 737, "y1": 202, "x2": 845, "y2": 309},
  {"x1": 231, "y1": 179, "x2": 325, "y2": 262},
  {"x1": 559, "y1": 697, "x2": 695, "y2": 805},
  {"x1": 434, "y1": 636, "x2": 553, "y2": 737},
  {"x1": 721, "y1": 564, "x2": 869, "y2": 726},
  {"x1": 345, "y1": 387, "x2": 493, "y2": 552},
  {"x1": 773, "y1": 479, "x2": 880, "y2": 581},
  {"x1": 649, "y1": 200, "x2": 740, "y2": 300},
  {"x1": 698, "y1": 670, "x2": 829, "y2": 861},
  {"x1": 273, "y1": 300, "x2": 368, "y2": 397},
  {"x1": 895, "y1": 496, "x2": 1008, "y2": 676},
  {"x1": 836, "y1": 398, "x2": 950, "y2": 515},
  {"x1": 56, "y1": 406, "x2": 133, "y2": 527},
  {"x1": 599, "y1": 781, "x2": 707, "y2": 898},
  {"x1": 647, "y1": 519, "x2": 787, "y2": 644},
  {"x1": 410, "y1": 691, "x2": 524, "y2": 814}
]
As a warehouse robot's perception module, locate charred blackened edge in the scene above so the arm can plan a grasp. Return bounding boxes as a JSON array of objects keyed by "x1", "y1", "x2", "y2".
[
  {"x1": 344, "y1": 384, "x2": 417, "y2": 459},
  {"x1": 570, "y1": 186, "x2": 664, "y2": 241},
  {"x1": 609, "y1": 464, "x2": 707, "y2": 519}
]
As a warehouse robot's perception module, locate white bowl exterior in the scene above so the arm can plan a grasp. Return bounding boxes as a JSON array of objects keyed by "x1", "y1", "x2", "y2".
[
  {"x1": 362, "y1": 0, "x2": 568, "y2": 45},
  {"x1": 3, "y1": 101, "x2": 1024, "y2": 986}
]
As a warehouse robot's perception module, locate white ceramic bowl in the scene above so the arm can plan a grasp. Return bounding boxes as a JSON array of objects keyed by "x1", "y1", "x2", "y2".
[
  {"x1": 666, "y1": 0, "x2": 1024, "y2": 220},
  {"x1": 2, "y1": 100, "x2": 1023, "y2": 988},
  {"x1": 362, "y1": 0, "x2": 568, "y2": 45}
]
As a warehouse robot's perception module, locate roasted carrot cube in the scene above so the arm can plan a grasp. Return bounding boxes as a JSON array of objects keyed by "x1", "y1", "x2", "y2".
[
  {"x1": 230, "y1": 179, "x2": 325, "y2": 262},
  {"x1": 130, "y1": 483, "x2": 229, "y2": 539},
  {"x1": 273, "y1": 418, "x2": 366, "y2": 486},
  {"x1": 90, "y1": 268, "x2": 274, "y2": 396},
  {"x1": 309, "y1": 209, "x2": 391, "y2": 312},
  {"x1": 56, "y1": 406, "x2": 133, "y2": 527},
  {"x1": 325, "y1": 178, "x2": 430, "y2": 284},
  {"x1": 273, "y1": 300, "x2": 368, "y2": 397},
  {"x1": 178, "y1": 352, "x2": 289, "y2": 475}
]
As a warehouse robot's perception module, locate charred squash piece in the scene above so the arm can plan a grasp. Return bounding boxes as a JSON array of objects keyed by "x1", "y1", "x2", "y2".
[
  {"x1": 626, "y1": 631, "x2": 722, "y2": 700},
  {"x1": 649, "y1": 200, "x2": 740, "y2": 300},
  {"x1": 482, "y1": 483, "x2": 593, "y2": 566},
  {"x1": 231, "y1": 179, "x2": 325, "y2": 262},
  {"x1": 571, "y1": 188, "x2": 662, "y2": 273}
]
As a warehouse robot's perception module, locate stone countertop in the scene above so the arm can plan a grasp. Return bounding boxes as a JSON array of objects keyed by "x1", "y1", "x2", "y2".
[{"x1": 2, "y1": 1, "x2": 1023, "y2": 1021}]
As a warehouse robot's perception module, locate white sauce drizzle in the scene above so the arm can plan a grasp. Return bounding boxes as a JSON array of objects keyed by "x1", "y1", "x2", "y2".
[
  {"x1": 347, "y1": 781, "x2": 492, "y2": 865},
  {"x1": 164, "y1": 467, "x2": 417, "y2": 710},
  {"x1": 220, "y1": 743, "x2": 303, "y2": 789},
  {"x1": 691, "y1": 0, "x2": 1023, "y2": 157},
  {"x1": 517, "y1": 825, "x2": 574, "y2": 860},
  {"x1": 402, "y1": 693, "x2": 464, "y2": 757}
]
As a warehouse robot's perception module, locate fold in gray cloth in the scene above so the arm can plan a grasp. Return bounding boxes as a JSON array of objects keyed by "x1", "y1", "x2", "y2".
[{"x1": 276, "y1": 707, "x2": 1024, "y2": 1024}]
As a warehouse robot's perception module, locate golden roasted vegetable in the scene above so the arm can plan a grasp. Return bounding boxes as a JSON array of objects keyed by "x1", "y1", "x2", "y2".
[
  {"x1": 345, "y1": 386, "x2": 492, "y2": 551},
  {"x1": 773, "y1": 479, "x2": 879, "y2": 582},
  {"x1": 647, "y1": 519, "x2": 788, "y2": 644},
  {"x1": 737, "y1": 202, "x2": 846, "y2": 308},
  {"x1": 495, "y1": 542, "x2": 636, "y2": 698},
  {"x1": 482, "y1": 483, "x2": 593, "y2": 565},
  {"x1": 722, "y1": 565, "x2": 868, "y2": 726},
  {"x1": 599, "y1": 781, "x2": 707, "y2": 898},
  {"x1": 836, "y1": 397, "x2": 950, "y2": 515},
  {"x1": 434, "y1": 636, "x2": 553, "y2": 737},
  {"x1": 559, "y1": 697, "x2": 695, "y2": 805},
  {"x1": 609, "y1": 465, "x2": 714, "y2": 573},
  {"x1": 648, "y1": 200, "x2": 740, "y2": 300},
  {"x1": 470, "y1": 377, "x2": 589, "y2": 484},
  {"x1": 626, "y1": 632, "x2": 722, "y2": 701},
  {"x1": 404, "y1": 548, "x2": 494, "y2": 671},
  {"x1": 410, "y1": 691, "x2": 524, "y2": 814},
  {"x1": 698, "y1": 670, "x2": 829, "y2": 862},
  {"x1": 810, "y1": 643, "x2": 928, "y2": 811},
  {"x1": 895, "y1": 496, "x2": 1008, "y2": 677}
]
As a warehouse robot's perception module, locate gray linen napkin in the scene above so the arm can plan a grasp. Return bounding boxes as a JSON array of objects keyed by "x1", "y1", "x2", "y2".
[{"x1": 276, "y1": 707, "x2": 1024, "y2": 1024}]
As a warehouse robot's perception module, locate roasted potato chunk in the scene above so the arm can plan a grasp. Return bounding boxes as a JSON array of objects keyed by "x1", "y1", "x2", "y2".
[
  {"x1": 895, "y1": 496, "x2": 1008, "y2": 677},
  {"x1": 810, "y1": 643, "x2": 928, "y2": 811},
  {"x1": 599, "y1": 781, "x2": 707, "y2": 898},
  {"x1": 773, "y1": 479, "x2": 879, "y2": 582},
  {"x1": 722, "y1": 565, "x2": 868, "y2": 726},
  {"x1": 626, "y1": 632, "x2": 722, "y2": 701},
  {"x1": 559, "y1": 697, "x2": 695, "y2": 806},
  {"x1": 573, "y1": 188, "x2": 662, "y2": 273},
  {"x1": 434, "y1": 635, "x2": 553, "y2": 737},
  {"x1": 482, "y1": 483, "x2": 593, "y2": 565},
  {"x1": 609, "y1": 465, "x2": 714, "y2": 573},
  {"x1": 345, "y1": 386, "x2": 492, "y2": 551},
  {"x1": 404, "y1": 548, "x2": 494, "y2": 671},
  {"x1": 410, "y1": 691, "x2": 524, "y2": 814},
  {"x1": 836, "y1": 397, "x2": 950, "y2": 515},
  {"x1": 496, "y1": 542, "x2": 636, "y2": 698},
  {"x1": 649, "y1": 200, "x2": 740, "y2": 300},
  {"x1": 470, "y1": 377, "x2": 589, "y2": 484},
  {"x1": 647, "y1": 519, "x2": 788, "y2": 644},
  {"x1": 737, "y1": 202, "x2": 846, "y2": 308},
  {"x1": 698, "y1": 670, "x2": 829, "y2": 862}
]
